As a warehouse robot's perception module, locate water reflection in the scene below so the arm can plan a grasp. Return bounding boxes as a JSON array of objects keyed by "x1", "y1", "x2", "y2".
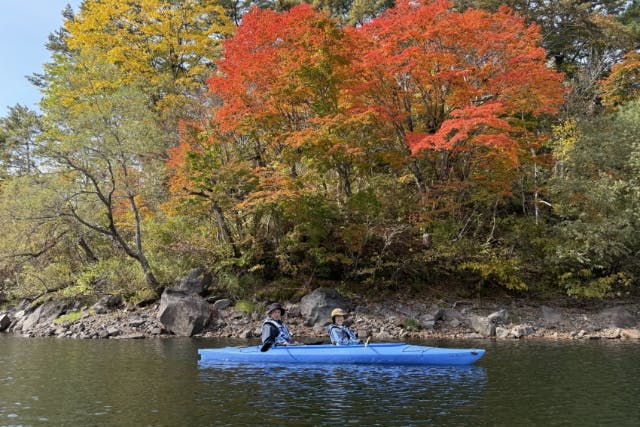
[{"x1": 197, "y1": 363, "x2": 487, "y2": 426}]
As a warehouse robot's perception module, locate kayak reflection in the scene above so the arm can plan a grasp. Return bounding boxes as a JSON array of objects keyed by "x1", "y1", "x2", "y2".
[{"x1": 196, "y1": 363, "x2": 487, "y2": 425}]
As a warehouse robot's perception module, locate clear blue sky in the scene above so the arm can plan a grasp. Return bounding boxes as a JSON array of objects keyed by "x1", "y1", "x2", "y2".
[{"x1": 0, "y1": 0, "x2": 82, "y2": 116}]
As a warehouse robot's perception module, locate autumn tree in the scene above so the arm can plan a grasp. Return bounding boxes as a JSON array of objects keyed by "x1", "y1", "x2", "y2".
[
  {"x1": 64, "y1": 0, "x2": 234, "y2": 130},
  {"x1": 454, "y1": 0, "x2": 640, "y2": 116},
  {"x1": 210, "y1": 4, "x2": 369, "y2": 193},
  {"x1": 352, "y1": 1, "x2": 564, "y2": 207},
  {"x1": 601, "y1": 51, "x2": 640, "y2": 108}
]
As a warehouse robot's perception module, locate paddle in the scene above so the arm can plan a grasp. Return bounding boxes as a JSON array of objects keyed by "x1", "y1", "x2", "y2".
[
  {"x1": 260, "y1": 339, "x2": 274, "y2": 352},
  {"x1": 261, "y1": 339, "x2": 326, "y2": 352}
]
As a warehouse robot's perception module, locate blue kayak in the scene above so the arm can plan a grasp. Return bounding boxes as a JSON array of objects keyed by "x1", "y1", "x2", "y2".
[{"x1": 198, "y1": 343, "x2": 484, "y2": 366}]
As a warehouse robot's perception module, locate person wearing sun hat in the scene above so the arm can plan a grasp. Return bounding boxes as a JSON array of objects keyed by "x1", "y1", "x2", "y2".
[
  {"x1": 260, "y1": 302, "x2": 298, "y2": 352},
  {"x1": 328, "y1": 308, "x2": 361, "y2": 345}
]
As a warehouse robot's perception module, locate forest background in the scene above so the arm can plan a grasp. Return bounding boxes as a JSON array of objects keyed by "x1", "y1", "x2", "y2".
[{"x1": 1, "y1": 0, "x2": 640, "y2": 311}]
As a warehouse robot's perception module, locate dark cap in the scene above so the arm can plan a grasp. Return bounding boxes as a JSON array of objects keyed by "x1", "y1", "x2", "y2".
[{"x1": 266, "y1": 302, "x2": 285, "y2": 316}]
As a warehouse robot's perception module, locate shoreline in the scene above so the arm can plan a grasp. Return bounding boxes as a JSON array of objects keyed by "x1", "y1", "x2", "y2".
[{"x1": 3, "y1": 296, "x2": 638, "y2": 341}]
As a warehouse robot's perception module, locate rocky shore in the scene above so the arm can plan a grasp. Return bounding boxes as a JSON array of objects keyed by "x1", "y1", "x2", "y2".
[
  {"x1": 195, "y1": 293, "x2": 640, "y2": 341},
  {"x1": 1, "y1": 286, "x2": 639, "y2": 342}
]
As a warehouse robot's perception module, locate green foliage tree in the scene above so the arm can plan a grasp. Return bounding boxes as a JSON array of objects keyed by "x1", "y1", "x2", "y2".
[
  {"x1": 346, "y1": 0, "x2": 393, "y2": 24},
  {"x1": 40, "y1": 54, "x2": 170, "y2": 294},
  {"x1": 0, "y1": 105, "x2": 42, "y2": 179},
  {"x1": 0, "y1": 107, "x2": 65, "y2": 300},
  {"x1": 549, "y1": 99, "x2": 640, "y2": 297},
  {"x1": 0, "y1": 175, "x2": 68, "y2": 299}
]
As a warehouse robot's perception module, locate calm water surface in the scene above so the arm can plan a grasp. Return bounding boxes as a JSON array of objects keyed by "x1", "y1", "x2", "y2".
[{"x1": 1, "y1": 335, "x2": 639, "y2": 426}]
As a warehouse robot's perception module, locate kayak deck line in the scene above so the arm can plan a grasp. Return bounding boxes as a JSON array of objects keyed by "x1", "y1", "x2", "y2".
[{"x1": 198, "y1": 343, "x2": 485, "y2": 366}]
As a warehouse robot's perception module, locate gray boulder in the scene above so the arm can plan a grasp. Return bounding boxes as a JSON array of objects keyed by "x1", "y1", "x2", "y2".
[
  {"x1": 418, "y1": 304, "x2": 445, "y2": 329},
  {"x1": 469, "y1": 314, "x2": 496, "y2": 337},
  {"x1": 510, "y1": 324, "x2": 536, "y2": 338},
  {"x1": 299, "y1": 287, "x2": 350, "y2": 327},
  {"x1": 442, "y1": 308, "x2": 464, "y2": 322},
  {"x1": 0, "y1": 313, "x2": 11, "y2": 332},
  {"x1": 425, "y1": 304, "x2": 445, "y2": 321},
  {"x1": 175, "y1": 268, "x2": 212, "y2": 296},
  {"x1": 91, "y1": 295, "x2": 122, "y2": 314},
  {"x1": 601, "y1": 306, "x2": 636, "y2": 328},
  {"x1": 487, "y1": 309, "x2": 508, "y2": 324},
  {"x1": 21, "y1": 300, "x2": 68, "y2": 332},
  {"x1": 541, "y1": 305, "x2": 563, "y2": 326},
  {"x1": 158, "y1": 288, "x2": 211, "y2": 336},
  {"x1": 212, "y1": 298, "x2": 232, "y2": 311}
]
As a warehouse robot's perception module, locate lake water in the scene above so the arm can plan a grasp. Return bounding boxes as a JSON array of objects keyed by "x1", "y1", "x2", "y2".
[{"x1": 1, "y1": 335, "x2": 639, "y2": 426}]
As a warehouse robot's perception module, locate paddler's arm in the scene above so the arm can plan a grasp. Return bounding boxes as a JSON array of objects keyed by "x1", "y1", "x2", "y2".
[{"x1": 260, "y1": 323, "x2": 279, "y2": 352}]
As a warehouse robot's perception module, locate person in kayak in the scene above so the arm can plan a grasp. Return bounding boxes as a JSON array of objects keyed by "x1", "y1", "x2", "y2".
[
  {"x1": 328, "y1": 308, "x2": 362, "y2": 345},
  {"x1": 260, "y1": 302, "x2": 298, "y2": 352}
]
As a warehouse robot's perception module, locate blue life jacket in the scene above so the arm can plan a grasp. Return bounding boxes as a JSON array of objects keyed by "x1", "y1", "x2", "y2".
[
  {"x1": 328, "y1": 324, "x2": 361, "y2": 345},
  {"x1": 262, "y1": 318, "x2": 291, "y2": 345}
]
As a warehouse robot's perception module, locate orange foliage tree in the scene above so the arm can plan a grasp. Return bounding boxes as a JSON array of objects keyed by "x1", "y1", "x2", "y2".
[
  {"x1": 601, "y1": 51, "x2": 640, "y2": 108},
  {"x1": 350, "y1": 0, "x2": 564, "y2": 200},
  {"x1": 209, "y1": 4, "x2": 370, "y2": 203}
]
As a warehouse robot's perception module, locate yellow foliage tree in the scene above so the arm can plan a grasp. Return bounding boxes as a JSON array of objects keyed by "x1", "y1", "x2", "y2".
[{"x1": 63, "y1": 0, "x2": 234, "y2": 125}]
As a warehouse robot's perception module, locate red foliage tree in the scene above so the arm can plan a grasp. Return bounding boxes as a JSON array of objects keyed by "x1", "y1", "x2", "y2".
[{"x1": 350, "y1": 0, "x2": 565, "y2": 193}]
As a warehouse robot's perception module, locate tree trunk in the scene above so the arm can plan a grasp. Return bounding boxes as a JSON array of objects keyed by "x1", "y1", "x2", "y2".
[
  {"x1": 212, "y1": 200, "x2": 241, "y2": 258},
  {"x1": 408, "y1": 158, "x2": 428, "y2": 195},
  {"x1": 77, "y1": 237, "x2": 98, "y2": 263}
]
